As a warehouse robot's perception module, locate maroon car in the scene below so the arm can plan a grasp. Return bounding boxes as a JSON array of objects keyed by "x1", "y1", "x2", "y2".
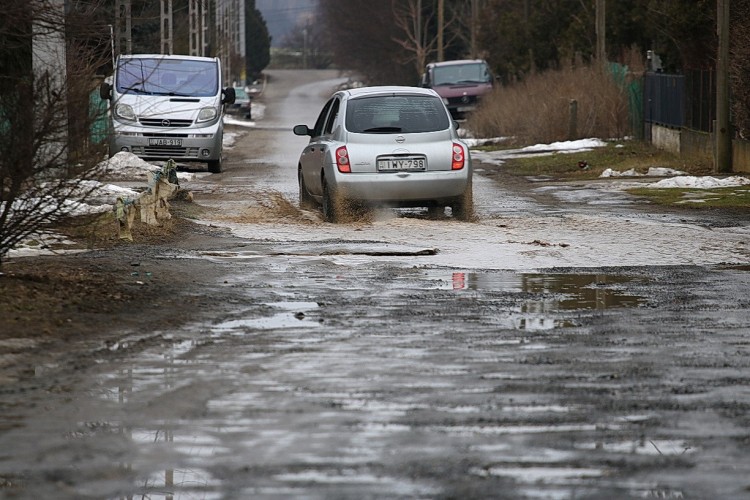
[{"x1": 420, "y1": 59, "x2": 495, "y2": 119}]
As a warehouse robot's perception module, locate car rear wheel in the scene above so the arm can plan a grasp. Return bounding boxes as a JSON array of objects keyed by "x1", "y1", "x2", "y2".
[
  {"x1": 322, "y1": 178, "x2": 339, "y2": 223},
  {"x1": 298, "y1": 168, "x2": 315, "y2": 210},
  {"x1": 451, "y1": 184, "x2": 474, "y2": 221}
]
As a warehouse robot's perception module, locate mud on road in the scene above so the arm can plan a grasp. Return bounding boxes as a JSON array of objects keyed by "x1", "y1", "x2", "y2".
[{"x1": 1, "y1": 70, "x2": 750, "y2": 499}]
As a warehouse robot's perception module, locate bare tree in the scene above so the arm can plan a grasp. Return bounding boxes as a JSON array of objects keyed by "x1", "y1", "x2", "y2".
[
  {"x1": 319, "y1": 0, "x2": 415, "y2": 85},
  {"x1": 391, "y1": 0, "x2": 466, "y2": 78},
  {"x1": 391, "y1": 0, "x2": 438, "y2": 77},
  {"x1": 0, "y1": 0, "x2": 111, "y2": 267}
]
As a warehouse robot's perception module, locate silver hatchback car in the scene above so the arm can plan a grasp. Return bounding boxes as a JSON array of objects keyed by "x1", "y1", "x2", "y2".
[{"x1": 293, "y1": 86, "x2": 473, "y2": 222}]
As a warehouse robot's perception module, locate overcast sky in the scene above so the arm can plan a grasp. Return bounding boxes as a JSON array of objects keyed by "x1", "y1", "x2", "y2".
[{"x1": 256, "y1": 0, "x2": 317, "y2": 47}]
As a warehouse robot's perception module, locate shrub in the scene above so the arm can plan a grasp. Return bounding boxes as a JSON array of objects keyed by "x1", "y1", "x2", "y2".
[{"x1": 466, "y1": 61, "x2": 637, "y2": 145}]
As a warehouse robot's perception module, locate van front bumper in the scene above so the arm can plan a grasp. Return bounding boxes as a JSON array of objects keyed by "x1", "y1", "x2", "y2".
[{"x1": 109, "y1": 120, "x2": 224, "y2": 162}]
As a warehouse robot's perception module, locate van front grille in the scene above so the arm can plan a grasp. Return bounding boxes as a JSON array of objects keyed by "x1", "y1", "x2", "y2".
[
  {"x1": 139, "y1": 118, "x2": 194, "y2": 128},
  {"x1": 132, "y1": 146, "x2": 201, "y2": 158}
]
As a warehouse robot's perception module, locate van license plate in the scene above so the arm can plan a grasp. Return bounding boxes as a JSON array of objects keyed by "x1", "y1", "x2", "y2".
[{"x1": 149, "y1": 138, "x2": 182, "y2": 147}]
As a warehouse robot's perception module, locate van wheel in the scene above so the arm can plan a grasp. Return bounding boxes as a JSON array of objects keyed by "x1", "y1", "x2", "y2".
[{"x1": 207, "y1": 159, "x2": 222, "y2": 173}]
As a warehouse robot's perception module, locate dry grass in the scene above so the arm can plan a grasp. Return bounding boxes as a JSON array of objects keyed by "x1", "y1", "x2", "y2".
[{"x1": 467, "y1": 61, "x2": 639, "y2": 145}]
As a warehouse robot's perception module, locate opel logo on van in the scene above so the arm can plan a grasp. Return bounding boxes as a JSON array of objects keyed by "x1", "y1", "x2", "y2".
[{"x1": 161, "y1": 119, "x2": 171, "y2": 127}]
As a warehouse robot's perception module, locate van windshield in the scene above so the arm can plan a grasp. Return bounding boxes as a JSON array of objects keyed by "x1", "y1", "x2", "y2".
[
  {"x1": 116, "y1": 58, "x2": 218, "y2": 97},
  {"x1": 432, "y1": 62, "x2": 491, "y2": 86}
]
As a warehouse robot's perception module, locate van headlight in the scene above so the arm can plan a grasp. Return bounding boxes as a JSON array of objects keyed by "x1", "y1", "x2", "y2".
[
  {"x1": 115, "y1": 103, "x2": 136, "y2": 121},
  {"x1": 197, "y1": 106, "x2": 218, "y2": 123}
]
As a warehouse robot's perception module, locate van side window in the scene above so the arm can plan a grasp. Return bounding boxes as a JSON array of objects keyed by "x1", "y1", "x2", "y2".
[{"x1": 323, "y1": 98, "x2": 340, "y2": 135}]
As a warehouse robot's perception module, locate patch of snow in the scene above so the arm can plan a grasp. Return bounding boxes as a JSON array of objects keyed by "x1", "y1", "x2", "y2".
[
  {"x1": 223, "y1": 130, "x2": 238, "y2": 148},
  {"x1": 469, "y1": 137, "x2": 608, "y2": 167},
  {"x1": 461, "y1": 136, "x2": 508, "y2": 148},
  {"x1": 647, "y1": 176, "x2": 750, "y2": 189},
  {"x1": 600, "y1": 167, "x2": 686, "y2": 178},
  {"x1": 600, "y1": 168, "x2": 642, "y2": 178},
  {"x1": 647, "y1": 167, "x2": 686, "y2": 176},
  {"x1": 521, "y1": 138, "x2": 607, "y2": 153},
  {"x1": 224, "y1": 116, "x2": 257, "y2": 129},
  {"x1": 96, "y1": 152, "x2": 160, "y2": 181}
]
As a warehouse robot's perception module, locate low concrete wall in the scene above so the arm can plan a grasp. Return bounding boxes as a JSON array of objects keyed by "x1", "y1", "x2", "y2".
[
  {"x1": 681, "y1": 128, "x2": 713, "y2": 163},
  {"x1": 650, "y1": 124, "x2": 750, "y2": 173},
  {"x1": 734, "y1": 139, "x2": 750, "y2": 173},
  {"x1": 651, "y1": 126, "x2": 681, "y2": 154}
]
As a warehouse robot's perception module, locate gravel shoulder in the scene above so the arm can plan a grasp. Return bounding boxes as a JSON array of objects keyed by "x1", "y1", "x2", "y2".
[{"x1": 0, "y1": 207, "x2": 245, "y2": 385}]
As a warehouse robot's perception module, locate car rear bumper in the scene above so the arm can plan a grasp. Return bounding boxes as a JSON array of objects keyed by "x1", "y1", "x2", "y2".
[{"x1": 332, "y1": 169, "x2": 471, "y2": 205}]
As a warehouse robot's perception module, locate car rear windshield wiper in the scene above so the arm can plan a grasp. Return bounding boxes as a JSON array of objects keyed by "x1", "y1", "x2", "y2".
[{"x1": 362, "y1": 126, "x2": 403, "y2": 133}]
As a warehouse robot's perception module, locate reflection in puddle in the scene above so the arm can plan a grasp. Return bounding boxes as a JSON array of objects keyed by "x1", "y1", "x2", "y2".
[
  {"x1": 424, "y1": 270, "x2": 646, "y2": 331},
  {"x1": 213, "y1": 301, "x2": 321, "y2": 333},
  {"x1": 575, "y1": 439, "x2": 696, "y2": 456},
  {"x1": 472, "y1": 465, "x2": 605, "y2": 482}
]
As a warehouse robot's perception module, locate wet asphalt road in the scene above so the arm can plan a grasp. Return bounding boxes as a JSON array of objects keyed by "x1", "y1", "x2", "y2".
[{"x1": 2, "y1": 70, "x2": 750, "y2": 499}]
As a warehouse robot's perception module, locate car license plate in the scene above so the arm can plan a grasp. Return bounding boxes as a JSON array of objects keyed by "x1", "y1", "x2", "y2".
[
  {"x1": 149, "y1": 138, "x2": 182, "y2": 147},
  {"x1": 377, "y1": 158, "x2": 426, "y2": 171}
]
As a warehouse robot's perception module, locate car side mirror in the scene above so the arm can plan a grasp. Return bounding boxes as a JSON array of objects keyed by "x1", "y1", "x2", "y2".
[
  {"x1": 293, "y1": 124, "x2": 312, "y2": 136},
  {"x1": 99, "y1": 82, "x2": 112, "y2": 100},
  {"x1": 222, "y1": 87, "x2": 236, "y2": 105}
]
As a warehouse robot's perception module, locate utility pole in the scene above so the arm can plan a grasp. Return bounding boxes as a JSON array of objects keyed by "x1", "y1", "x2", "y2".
[
  {"x1": 115, "y1": 0, "x2": 131, "y2": 56},
  {"x1": 524, "y1": 0, "x2": 532, "y2": 70},
  {"x1": 416, "y1": 0, "x2": 422, "y2": 54},
  {"x1": 189, "y1": 0, "x2": 208, "y2": 57},
  {"x1": 716, "y1": 0, "x2": 732, "y2": 173},
  {"x1": 470, "y1": 0, "x2": 478, "y2": 58},
  {"x1": 32, "y1": 0, "x2": 67, "y2": 162},
  {"x1": 437, "y1": 0, "x2": 444, "y2": 62},
  {"x1": 161, "y1": 0, "x2": 173, "y2": 55},
  {"x1": 595, "y1": 0, "x2": 606, "y2": 65}
]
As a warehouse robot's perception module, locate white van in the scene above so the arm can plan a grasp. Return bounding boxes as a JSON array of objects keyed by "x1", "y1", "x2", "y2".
[{"x1": 100, "y1": 54, "x2": 236, "y2": 173}]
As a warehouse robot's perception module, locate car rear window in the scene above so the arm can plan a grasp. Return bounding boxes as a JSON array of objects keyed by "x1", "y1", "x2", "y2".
[{"x1": 346, "y1": 95, "x2": 450, "y2": 134}]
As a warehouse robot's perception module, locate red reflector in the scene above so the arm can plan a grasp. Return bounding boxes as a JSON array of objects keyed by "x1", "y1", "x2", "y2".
[
  {"x1": 336, "y1": 146, "x2": 351, "y2": 173},
  {"x1": 452, "y1": 143, "x2": 465, "y2": 170}
]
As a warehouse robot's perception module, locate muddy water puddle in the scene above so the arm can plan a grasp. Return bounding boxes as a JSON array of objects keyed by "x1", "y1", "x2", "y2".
[{"x1": 414, "y1": 270, "x2": 647, "y2": 331}]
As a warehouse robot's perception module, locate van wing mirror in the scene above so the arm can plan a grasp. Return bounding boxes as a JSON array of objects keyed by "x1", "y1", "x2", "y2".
[
  {"x1": 222, "y1": 87, "x2": 236, "y2": 105},
  {"x1": 99, "y1": 82, "x2": 112, "y2": 100}
]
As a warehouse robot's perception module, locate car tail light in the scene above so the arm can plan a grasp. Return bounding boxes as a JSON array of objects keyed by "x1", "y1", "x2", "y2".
[
  {"x1": 452, "y1": 143, "x2": 465, "y2": 170},
  {"x1": 336, "y1": 146, "x2": 351, "y2": 173}
]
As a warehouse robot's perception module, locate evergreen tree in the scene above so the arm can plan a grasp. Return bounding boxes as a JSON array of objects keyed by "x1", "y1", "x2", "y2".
[{"x1": 245, "y1": 0, "x2": 271, "y2": 82}]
